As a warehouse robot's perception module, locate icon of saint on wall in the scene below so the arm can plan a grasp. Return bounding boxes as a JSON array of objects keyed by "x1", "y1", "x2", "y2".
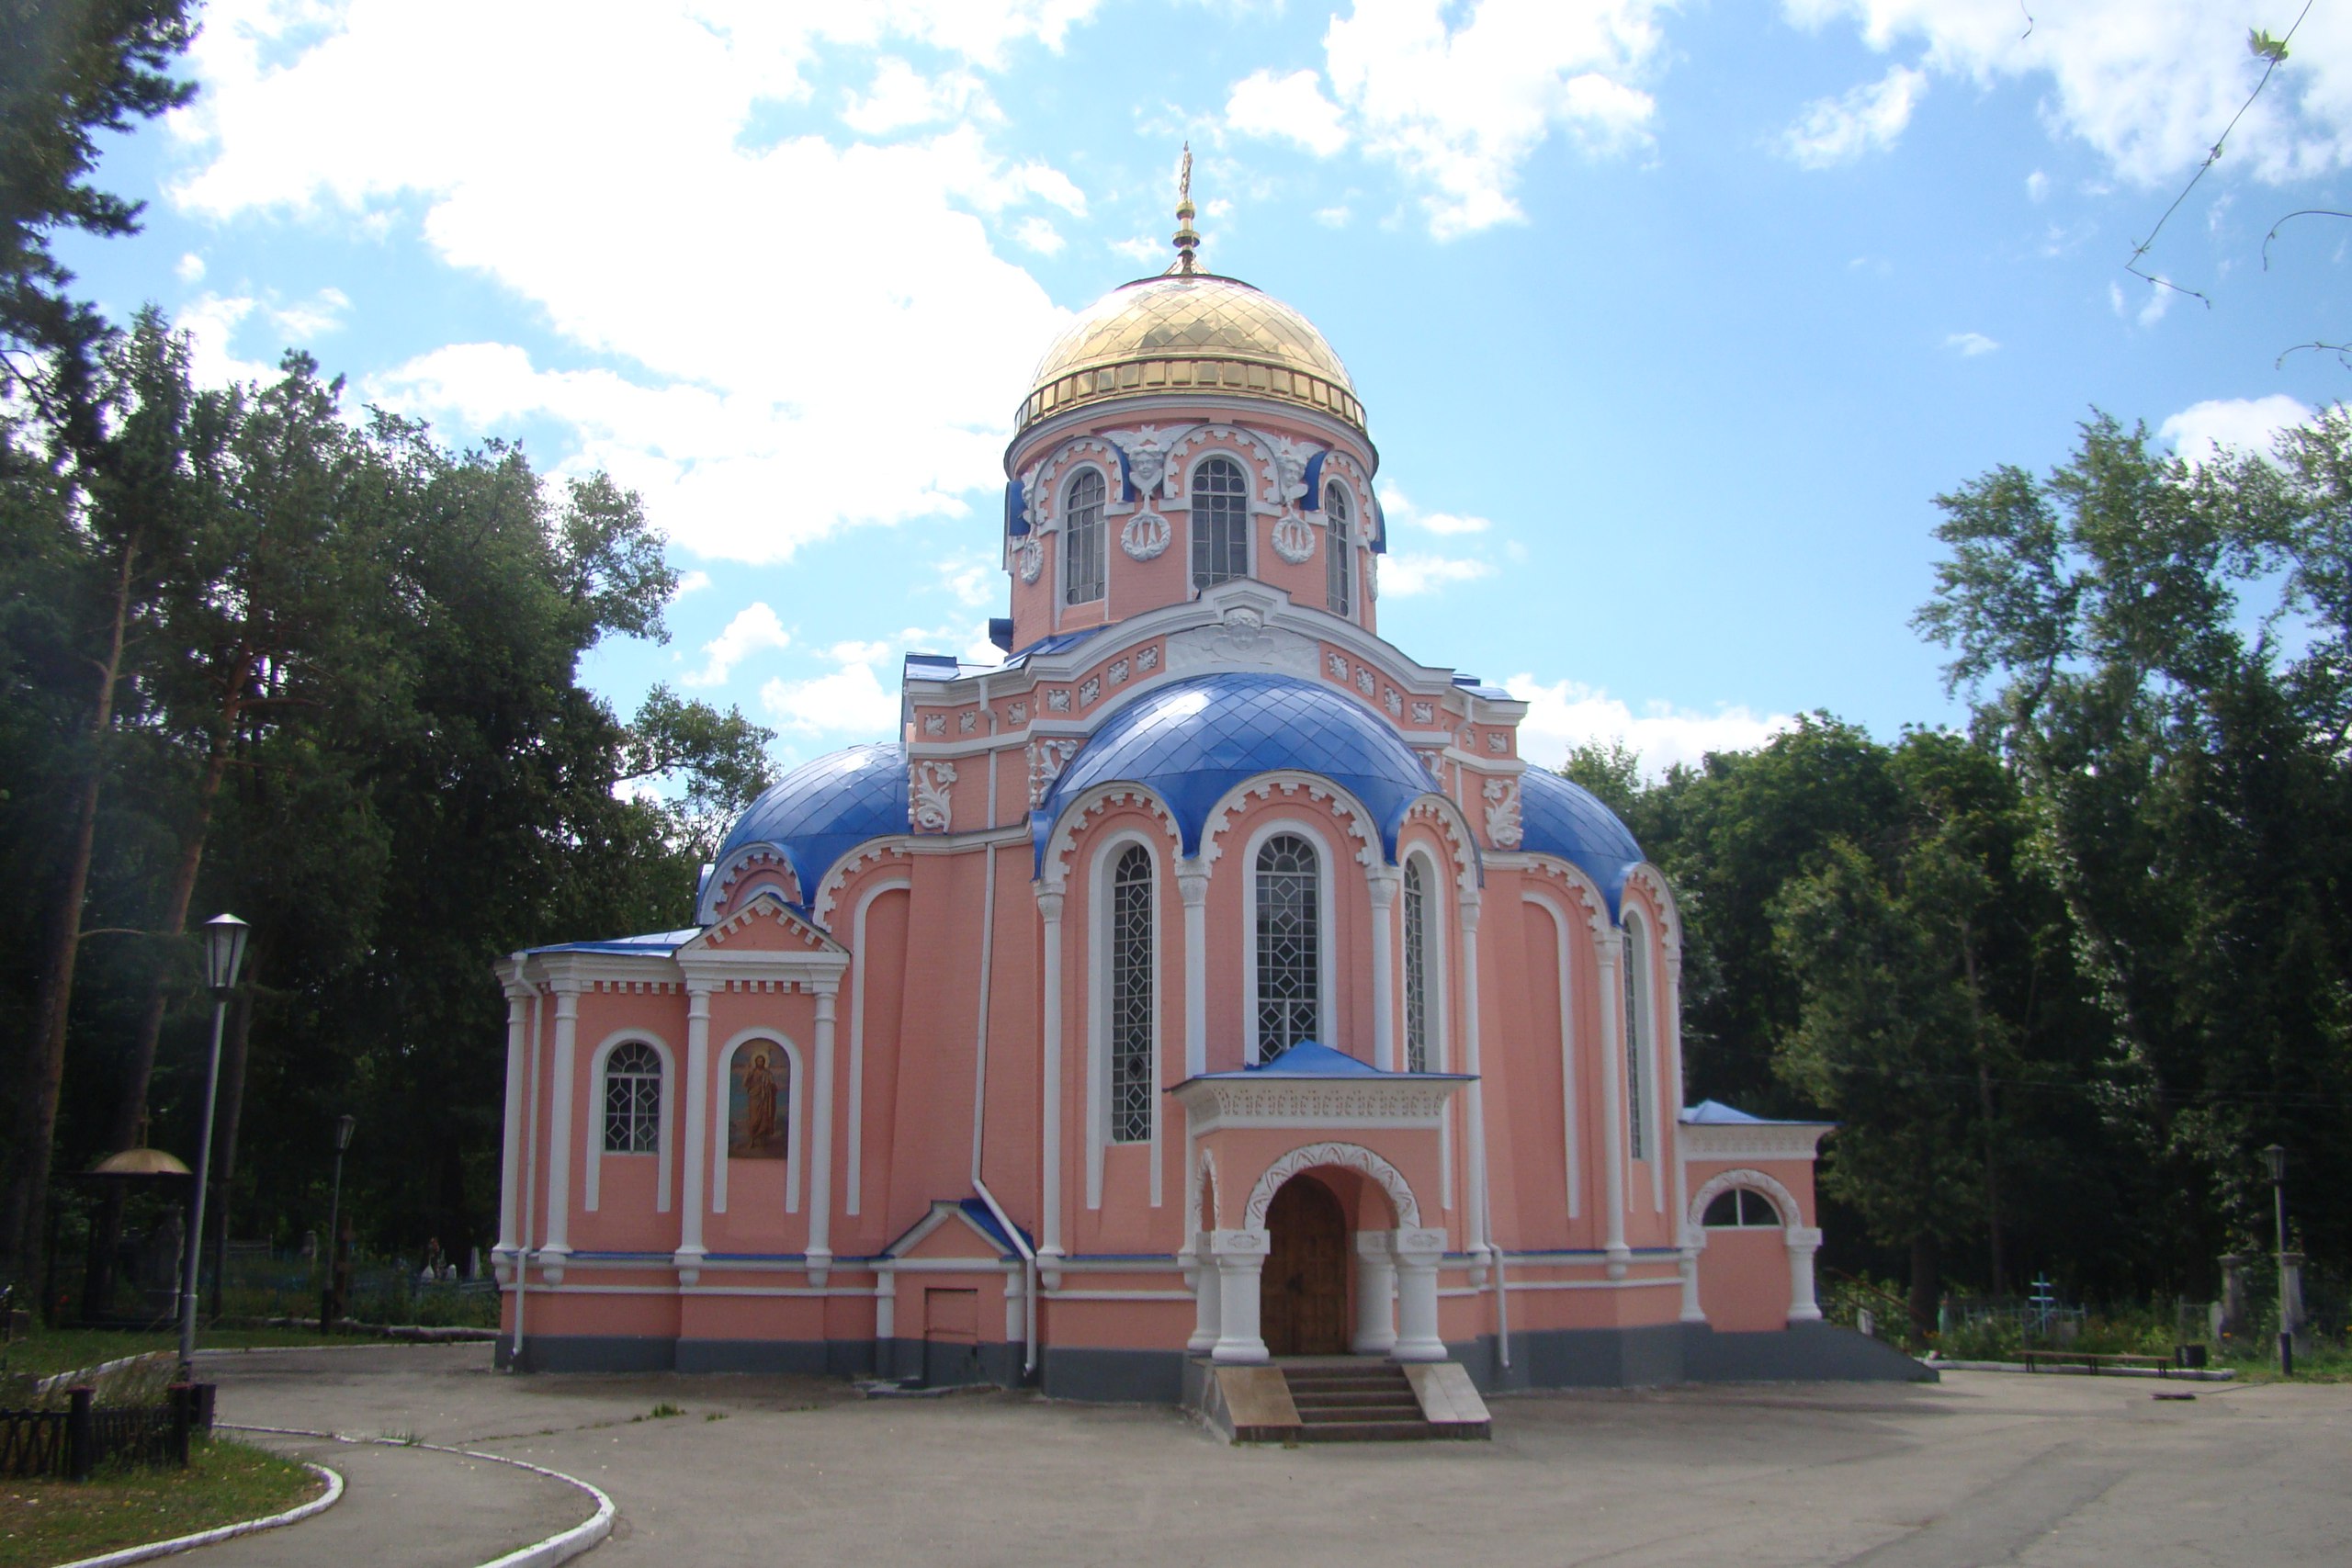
[{"x1": 728, "y1": 1045, "x2": 788, "y2": 1160}]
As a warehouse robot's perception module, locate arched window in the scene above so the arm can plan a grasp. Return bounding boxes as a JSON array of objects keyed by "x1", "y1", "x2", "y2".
[
  {"x1": 1403, "y1": 857, "x2": 1430, "y2": 1073},
  {"x1": 603, "y1": 1041, "x2": 662, "y2": 1154},
  {"x1": 1703, "y1": 1189, "x2": 1780, "y2": 1228},
  {"x1": 1324, "y1": 480, "x2": 1354, "y2": 617},
  {"x1": 1255, "y1": 832, "x2": 1319, "y2": 1061},
  {"x1": 1623, "y1": 917, "x2": 1648, "y2": 1161},
  {"x1": 1191, "y1": 455, "x2": 1250, "y2": 592},
  {"x1": 1064, "y1": 468, "x2": 1105, "y2": 604},
  {"x1": 1108, "y1": 843, "x2": 1154, "y2": 1143}
]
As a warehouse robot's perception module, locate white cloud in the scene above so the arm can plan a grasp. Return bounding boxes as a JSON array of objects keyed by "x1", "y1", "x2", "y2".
[
  {"x1": 673, "y1": 570, "x2": 713, "y2": 598},
  {"x1": 1314, "y1": 204, "x2": 1351, "y2": 226},
  {"x1": 1780, "y1": 62, "x2": 1927, "y2": 167},
  {"x1": 175, "y1": 252, "x2": 205, "y2": 282},
  {"x1": 1380, "y1": 482, "x2": 1492, "y2": 536},
  {"x1": 1014, "y1": 215, "x2": 1065, "y2": 254},
  {"x1": 1380, "y1": 552, "x2": 1493, "y2": 595},
  {"x1": 178, "y1": 293, "x2": 276, "y2": 386},
  {"x1": 2025, "y1": 169, "x2": 2048, "y2": 202},
  {"x1": 1508, "y1": 674, "x2": 1795, "y2": 775},
  {"x1": 1227, "y1": 67, "x2": 1351, "y2": 156},
  {"x1": 1782, "y1": 1, "x2": 2352, "y2": 187},
  {"x1": 761, "y1": 659, "x2": 902, "y2": 738},
  {"x1": 1227, "y1": 0, "x2": 1670, "y2": 239},
  {"x1": 842, "y1": 58, "x2": 991, "y2": 134},
  {"x1": 686, "y1": 602, "x2": 792, "y2": 685},
  {"x1": 1944, "y1": 330, "x2": 1997, "y2": 356},
  {"x1": 168, "y1": 2, "x2": 1099, "y2": 566},
  {"x1": 937, "y1": 553, "x2": 999, "y2": 607},
  {"x1": 2159, "y1": 393, "x2": 2314, "y2": 464},
  {"x1": 268, "y1": 286, "x2": 351, "y2": 341}
]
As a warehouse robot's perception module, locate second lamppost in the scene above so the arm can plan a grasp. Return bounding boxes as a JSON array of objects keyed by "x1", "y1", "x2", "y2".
[
  {"x1": 322, "y1": 1113, "x2": 356, "y2": 1332},
  {"x1": 178, "y1": 913, "x2": 248, "y2": 1376},
  {"x1": 2263, "y1": 1144, "x2": 2291, "y2": 1376}
]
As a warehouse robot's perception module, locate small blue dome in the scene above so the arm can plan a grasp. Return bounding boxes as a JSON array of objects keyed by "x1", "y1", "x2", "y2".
[
  {"x1": 717, "y1": 741, "x2": 907, "y2": 906},
  {"x1": 1520, "y1": 769, "x2": 1644, "y2": 920},
  {"x1": 1037, "y1": 672, "x2": 1438, "y2": 863}
]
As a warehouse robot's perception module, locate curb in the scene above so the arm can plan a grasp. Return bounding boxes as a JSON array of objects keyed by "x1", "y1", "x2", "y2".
[
  {"x1": 54, "y1": 1461, "x2": 343, "y2": 1568},
  {"x1": 1928, "y1": 1358, "x2": 2237, "y2": 1382},
  {"x1": 223, "y1": 1423, "x2": 615, "y2": 1568}
]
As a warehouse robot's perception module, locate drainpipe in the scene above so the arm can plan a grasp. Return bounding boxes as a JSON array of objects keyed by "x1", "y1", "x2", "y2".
[
  {"x1": 511, "y1": 976, "x2": 542, "y2": 1367},
  {"x1": 965, "y1": 672, "x2": 1041, "y2": 1377}
]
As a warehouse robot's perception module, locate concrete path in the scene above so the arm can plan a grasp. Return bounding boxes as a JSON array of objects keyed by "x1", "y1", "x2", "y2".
[{"x1": 191, "y1": 1342, "x2": 2352, "y2": 1567}]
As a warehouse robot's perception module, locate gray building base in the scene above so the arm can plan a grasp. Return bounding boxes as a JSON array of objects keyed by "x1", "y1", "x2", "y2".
[{"x1": 1452, "y1": 1321, "x2": 1936, "y2": 1393}]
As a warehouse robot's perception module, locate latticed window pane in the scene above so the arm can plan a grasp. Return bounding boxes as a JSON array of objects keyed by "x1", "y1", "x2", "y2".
[
  {"x1": 604, "y1": 1041, "x2": 662, "y2": 1154},
  {"x1": 1191, "y1": 456, "x2": 1250, "y2": 591},
  {"x1": 1109, "y1": 843, "x2": 1154, "y2": 1144},
  {"x1": 1403, "y1": 858, "x2": 1430, "y2": 1073},
  {"x1": 1255, "y1": 833, "x2": 1319, "y2": 1061},
  {"x1": 1623, "y1": 924, "x2": 1647, "y2": 1161},
  {"x1": 1324, "y1": 481, "x2": 1353, "y2": 617},
  {"x1": 1065, "y1": 468, "x2": 1106, "y2": 604}
]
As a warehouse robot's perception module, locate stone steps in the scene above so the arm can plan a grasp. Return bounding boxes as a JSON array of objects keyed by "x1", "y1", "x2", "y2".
[{"x1": 1201, "y1": 1359, "x2": 1492, "y2": 1443}]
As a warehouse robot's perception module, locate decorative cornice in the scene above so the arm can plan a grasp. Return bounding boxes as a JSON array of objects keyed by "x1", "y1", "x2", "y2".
[{"x1": 1171, "y1": 1074, "x2": 1463, "y2": 1135}]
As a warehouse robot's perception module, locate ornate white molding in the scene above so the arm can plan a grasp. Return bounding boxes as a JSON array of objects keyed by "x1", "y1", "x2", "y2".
[
  {"x1": 1271, "y1": 434, "x2": 1317, "y2": 511},
  {"x1": 1169, "y1": 423, "x2": 1283, "y2": 506},
  {"x1": 1403, "y1": 797, "x2": 1480, "y2": 896},
  {"x1": 1026, "y1": 737, "x2": 1080, "y2": 808},
  {"x1": 1173, "y1": 1075, "x2": 1462, "y2": 1136},
  {"x1": 1270, "y1": 513, "x2": 1316, "y2": 564},
  {"x1": 1624, "y1": 863, "x2": 1682, "y2": 956},
  {"x1": 1201, "y1": 771, "x2": 1380, "y2": 869},
  {"x1": 1681, "y1": 1122, "x2": 1829, "y2": 1163},
  {"x1": 1108, "y1": 424, "x2": 1185, "y2": 500},
  {"x1": 1687, "y1": 1166, "x2": 1804, "y2": 1243},
  {"x1": 1164, "y1": 604, "x2": 1319, "y2": 677},
  {"x1": 910, "y1": 760, "x2": 956, "y2": 834},
  {"x1": 1038, "y1": 783, "x2": 1181, "y2": 893},
  {"x1": 1032, "y1": 438, "x2": 1121, "y2": 531},
  {"x1": 1482, "y1": 777, "x2": 1522, "y2": 850},
  {"x1": 1012, "y1": 536, "x2": 1043, "y2": 584},
  {"x1": 699, "y1": 842, "x2": 803, "y2": 925},
  {"x1": 811, "y1": 844, "x2": 912, "y2": 931},
  {"x1": 1242, "y1": 1141, "x2": 1422, "y2": 1230},
  {"x1": 1121, "y1": 510, "x2": 1171, "y2": 559}
]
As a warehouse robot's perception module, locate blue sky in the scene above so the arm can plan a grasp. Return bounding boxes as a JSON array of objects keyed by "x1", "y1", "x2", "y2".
[{"x1": 55, "y1": 0, "x2": 2352, "y2": 775}]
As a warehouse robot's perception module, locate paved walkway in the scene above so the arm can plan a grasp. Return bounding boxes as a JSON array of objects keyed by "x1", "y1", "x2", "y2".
[{"x1": 191, "y1": 1342, "x2": 2352, "y2": 1566}]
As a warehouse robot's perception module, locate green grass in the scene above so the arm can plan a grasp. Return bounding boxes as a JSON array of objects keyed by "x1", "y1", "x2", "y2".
[
  {"x1": 0, "y1": 1325, "x2": 370, "y2": 1387},
  {"x1": 0, "y1": 1437, "x2": 322, "y2": 1568}
]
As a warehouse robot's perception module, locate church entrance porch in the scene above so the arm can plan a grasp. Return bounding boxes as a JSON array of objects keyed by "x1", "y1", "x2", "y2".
[{"x1": 1261, "y1": 1176, "x2": 1348, "y2": 1356}]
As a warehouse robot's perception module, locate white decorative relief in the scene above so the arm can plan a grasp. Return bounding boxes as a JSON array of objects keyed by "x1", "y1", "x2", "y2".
[
  {"x1": 1410, "y1": 701, "x2": 1435, "y2": 726},
  {"x1": 1483, "y1": 777, "x2": 1522, "y2": 849},
  {"x1": 1165, "y1": 606, "x2": 1318, "y2": 678},
  {"x1": 1328, "y1": 652, "x2": 1349, "y2": 680},
  {"x1": 1039, "y1": 784, "x2": 1182, "y2": 891},
  {"x1": 1271, "y1": 513, "x2": 1316, "y2": 564},
  {"x1": 1355, "y1": 667, "x2": 1374, "y2": 695},
  {"x1": 1107, "y1": 659, "x2": 1129, "y2": 685},
  {"x1": 1045, "y1": 688, "x2": 1070, "y2": 713},
  {"x1": 922, "y1": 713, "x2": 945, "y2": 737},
  {"x1": 1007, "y1": 701, "x2": 1028, "y2": 725},
  {"x1": 1027, "y1": 738, "x2": 1080, "y2": 807},
  {"x1": 1136, "y1": 646, "x2": 1159, "y2": 673},
  {"x1": 1415, "y1": 747, "x2": 1444, "y2": 783},
  {"x1": 1271, "y1": 435, "x2": 1316, "y2": 510},
  {"x1": 1121, "y1": 511, "x2": 1171, "y2": 560},
  {"x1": 1201, "y1": 773, "x2": 1378, "y2": 869},
  {"x1": 1079, "y1": 676, "x2": 1100, "y2": 705},
  {"x1": 1486, "y1": 732, "x2": 1507, "y2": 753},
  {"x1": 1110, "y1": 425, "x2": 1181, "y2": 498},
  {"x1": 958, "y1": 711, "x2": 977, "y2": 735},
  {"x1": 911, "y1": 761, "x2": 956, "y2": 833},
  {"x1": 1240, "y1": 1142, "x2": 1422, "y2": 1230},
  {"x1": 1177, "y1": 1077, "x2": 1461, "y2": 1135},
  {"x1": 1384, "y1": 688, "x2": 1402, "y2": 718},
  {"x1": 1012, "y1": 536, "x2": 1043, "y2": 583}
]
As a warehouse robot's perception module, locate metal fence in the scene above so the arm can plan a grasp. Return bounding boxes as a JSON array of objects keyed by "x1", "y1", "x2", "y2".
[{"x1": 0, "y1": 1383, "x2": 212, "y2": 1480}]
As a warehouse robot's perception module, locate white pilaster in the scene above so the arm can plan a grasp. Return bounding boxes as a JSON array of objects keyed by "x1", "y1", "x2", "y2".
[
  {"x1": 494, "y1": 975, "x2": 530, "y2": 1268},
  {"x1": 1178, "y1": 862, "x2": 1210, "y2": 1079},
  {"x1": 674, "y1": 982, "x2": 712, "y2": 1283},
  {"x1": 1038, "y1": 888, "x2": 1067, "y2": 1268},
  {"x1": 1597, "y1": 930, "x2": 1630, "y2": 1279},
  {"x1": 1208, "y1": 1228, "x2": 1269, "y2": 1363},
  {"x1": 1367, "y1": 868, "x2": 1399, "y2": 1072},
  {"x1": 808, "y1": 985, "x2": 838, "y2": 1283},
  {"x1": 1787, "y1": 1226, "x2": 1824, "y2": 1323},
  {"x1": 1665, "y1": 945, "x2": 1690, "y2": 1267},
  {"x1": 1351, "y1": 1230, "x2": 1399, "y2": 1355},
  {"x1": 1458, "y1": 896, "x2": 1489, "y2": 1268},
  {"x1": 1188, "y1": 1232, "x2": 1222, "y2": 1354},
  {"x1": 541, "y1": 983, "x2": 580, "y2": 1277},
  {"x1": 1392, "y1": 1227, "x2": 1448, "y2": 1361},
  {"x1": 1679, "y1": 1244, "x2": 1705, "y2": 1324}
]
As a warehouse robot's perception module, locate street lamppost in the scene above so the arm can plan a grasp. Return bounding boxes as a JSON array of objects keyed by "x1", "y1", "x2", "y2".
[
  {"x1": 178, "y1": 913, "x2": 248, "y2": 1376},
  {"x1": 321, "y1": 1114, "x2": 356, "y2": 1333},
  {"x1": 2264, "y1": 1144, "x2": 2291, "y2": 1376}
]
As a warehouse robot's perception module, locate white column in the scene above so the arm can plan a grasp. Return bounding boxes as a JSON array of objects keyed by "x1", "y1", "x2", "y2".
[
  {"x1": 1037, "y1": 888, "x2": 1067, "y2": 1268},
  {"x1": 1352, "y1": 1231, "x2": 1398, "y2": 1355},
  {"x1": 1679, "y1": 1244, "x2": 1705, "y2": 1324},
  {"x1": 674, "y1": 982, "x2": 712, "y2": 1284},
  {"x1": 1458, "y1": 897, "x2": 1490, "y2": 1268},
  {"x1": 494, "y1": 976, "x2": 530, "y2": 1269},
  {"x1": 808, "y1": 984, "x2": 838, "y2": 1283},
  {"x1": 1596, "y1": 930, "x2": 1630, "y2": 1279},
  {"x1": 1188, "y1": 1233, "x2": 1222, "y2": 1354},
  {"x1": 1178, "y1": 863, "x2": 1210, "y2": 1078},
  {"x1": 540, "y1": 983, "x2": 580, "y2": 1278},
  {"x1": 1392, "y1": 1227, "x2": 1447, "y2": 1361},
  {"x1": 1367, "y1": 868, "x2": 1398, "y2": 1072},
  {"x1": 1208, "y1": 1228, "x2": 1269, "y2": 1363},
  {"x1": 1787, "y1": 1226, "x2": 1823, "y2": 1323}
]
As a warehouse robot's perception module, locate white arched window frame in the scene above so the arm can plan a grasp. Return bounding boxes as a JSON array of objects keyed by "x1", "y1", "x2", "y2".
[
  {"x1": 1187, "y1": 451, "x2": 1253, "y2": 592},
  {"x1": 1622, "y1": 909, "x2": 1655, "y2": 1173},
  {"x1": 1240, "y1": 818, "x2": 1338, "y2": 1065},
  {"x1": 712, "y1": 1029, "x2": 807, "y2": 1217},
  {"x1": 1063, "y1": 465, "x2": 1108, "y2": 606},
  {"x1": 845, "y1": 874, "x2": 911, "y2": 1219},
  {"x1": 1400, "y1": 845, "x2": 1449, "y2": 1075},
  {"x1": 583, "y1": 1031, "x2": 673, "y2": 1214},
  {"x1": 1085, "y1": 829, "x2": 1164, "y2": 1210},
  {"x1": 1521, "y1": 887, "x2": 1582, "y2": 1220},
  {"x1": 1702, "y1": 1187, "x2": 1786, "y2": 1227},
  {"x1": 1324, "y1": 478, "x2": 1356, "y2": 618}
]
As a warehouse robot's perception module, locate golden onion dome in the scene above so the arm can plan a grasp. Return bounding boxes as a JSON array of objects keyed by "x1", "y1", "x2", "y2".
[{"x1": 1016, "y1": 271, "x2": 1364, "y2": 435}]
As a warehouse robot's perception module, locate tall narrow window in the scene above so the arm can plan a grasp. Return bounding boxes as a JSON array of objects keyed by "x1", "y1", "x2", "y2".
[
  {"x1": 1402, "y1": 858, "x2": 1430, "y2": 1073},
  {"x1": 1064, "y1": 468, "x2": 1105, "y2": 604},
  {"x1": 1623, "y1": 920, "x2": 1647, "y2": 1161},
  {"x1": 1109, "y1": 843, "x2": 1154, "y2": 1144},
  {"x1": 1324, "y1": 480, "x2": 1354, "y2": 617},
  {"x1": 1191, "y1": 455, "x2": 1250, "y2": 591},
  {"x1": 603, "y1": 1041, "x2": 662, "y2": 1154},
  {"x1": 1255, "y1": 833, "x2": 1319, "y2": 1061}
]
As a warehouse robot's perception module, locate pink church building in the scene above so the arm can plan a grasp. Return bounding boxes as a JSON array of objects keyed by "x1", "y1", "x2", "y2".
[{"x1": 489, "y1": 210, "x2": 1924, "y2": 1404}]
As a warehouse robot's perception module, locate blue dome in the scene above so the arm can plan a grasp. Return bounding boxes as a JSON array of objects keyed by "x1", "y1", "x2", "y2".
[
  {"x1": 1520, "y1": 768, "x2": 1644, "y2": 920},
  {"x1": 1037, "y1": 673, "x2": 1438, "y2": 864},
  {"x1": 716, "y1": 741, "x2": 907, "y2": 907}
]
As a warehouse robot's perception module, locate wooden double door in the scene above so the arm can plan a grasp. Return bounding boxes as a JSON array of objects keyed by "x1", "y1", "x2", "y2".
[{"x1": 1261, "y1": 1177, "x2": 1349, "y2": 1356}]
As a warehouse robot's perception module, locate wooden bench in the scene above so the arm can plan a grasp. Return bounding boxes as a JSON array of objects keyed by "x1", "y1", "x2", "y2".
[{"x1": 2020, "y1": 1349, "x2": 2174, "y2": 1375}]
